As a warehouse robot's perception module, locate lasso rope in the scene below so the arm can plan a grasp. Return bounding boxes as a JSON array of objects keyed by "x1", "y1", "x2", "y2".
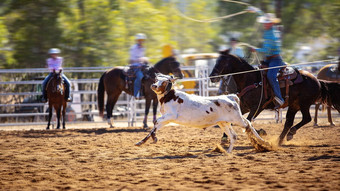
[
  {"x1": 174, "y1": 0, "x2": 252, "y2": 23},
  {"x1": 176, "y1": 58, "x2": 337, "y2": 82}
]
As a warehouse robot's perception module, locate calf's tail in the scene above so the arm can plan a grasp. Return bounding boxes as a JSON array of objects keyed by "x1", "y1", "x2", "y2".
[{"x1": 243, "y1": 117, "x2": 273, "y2": 152}]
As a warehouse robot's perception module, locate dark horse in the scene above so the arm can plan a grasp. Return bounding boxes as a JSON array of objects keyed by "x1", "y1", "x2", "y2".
[
  {"x1": 46, "y1": 70, "x2": 67, "y2": 129},
  {"x1": 209, "y1": 50, "x2": 340, "y2": 145},
  {"x1": 98, "y1": 56, "x2": 183, "y2": 128},
  {"x1": 314, "y1": 63, "x2": 340, "y2": 126}
]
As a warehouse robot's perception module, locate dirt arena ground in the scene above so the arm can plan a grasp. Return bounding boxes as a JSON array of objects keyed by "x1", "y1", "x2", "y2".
[{"x1": 1, "y1": 119, "x2": 340, "y2": 190}]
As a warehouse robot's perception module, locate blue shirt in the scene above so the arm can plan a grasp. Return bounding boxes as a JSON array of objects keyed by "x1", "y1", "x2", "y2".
[{"x1": 256, "y1": 26, "x2": 281, "y2": 57}]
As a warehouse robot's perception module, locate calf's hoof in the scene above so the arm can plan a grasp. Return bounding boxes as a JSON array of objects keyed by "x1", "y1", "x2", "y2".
[{"x1": 257, "y1": 129, "x2": 267, "y2": 137}]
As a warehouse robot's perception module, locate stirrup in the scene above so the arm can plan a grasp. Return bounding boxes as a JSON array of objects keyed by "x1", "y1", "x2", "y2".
[{"x1": 66, "y1": 97, "x2": 72, "y2": 102}]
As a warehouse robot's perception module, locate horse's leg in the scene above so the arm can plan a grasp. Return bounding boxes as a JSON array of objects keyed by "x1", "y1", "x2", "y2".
[
  {"x1": 62, "y1": 103, "x2": 66, "y2": 129},
  {"x1": 55, "y1": 106, "x2": 61, "y2": 129},
  {"x1": 152, "y1": 97, "x2": 158, "y2": 123},
  {"x1": 143, "y1": 97, "x2": 152, "y2": 128},
  {"x1": 286, "y1": 105, "x2": 312, "y2": 141},
  {"x1": 313, "y1": 103, "x2": 320, "y2": 126},
  {"x1": 46, "y1": 105, "x2": 53, "y2": 130},
  {"x1": 327, "y1": 106, "x2": 335, "y2": 126},
  {"x1": 278, "y1": 107, "x2": 298, "y2": 145},
  {"x1": 106, "y1": 93, "x2": 120, "y2": 128}
]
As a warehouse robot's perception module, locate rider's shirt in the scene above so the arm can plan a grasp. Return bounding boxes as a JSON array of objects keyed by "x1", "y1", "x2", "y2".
[
  {"x1": 256, "y1": 26, "x2": 281, "y2": 57},
  {"x1": 230, "y1": 47, "x2": 244, "y2": 58},
  {"x1": 47, "y1": 57, "x2": 63, "y2": 72},
  {"x1": 130, "y1": 44, "x2": 145, "y2": 67}
]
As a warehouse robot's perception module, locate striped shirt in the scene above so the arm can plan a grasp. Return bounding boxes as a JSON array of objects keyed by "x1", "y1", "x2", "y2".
[{"x1": 47, "y1": 57, "x2": 63, "y2": 72}]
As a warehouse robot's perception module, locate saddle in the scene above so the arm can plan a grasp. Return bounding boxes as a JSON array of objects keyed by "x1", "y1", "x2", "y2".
[
  {"x1": 260, "y1": 63, "x2": 303, "y2": 108},
  {"x1": 237, "y1": 63, "x2": 304, "y2": 109},
  {"x1": 123, "y1": 65, "x2": 149, "y2": 95}
]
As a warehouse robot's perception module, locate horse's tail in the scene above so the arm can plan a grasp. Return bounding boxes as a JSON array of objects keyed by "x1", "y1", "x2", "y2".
[
  {"x1": 319, "y1": 80, "x2": 340, "y2": 113},
  {"x1": 98, "y1": 73, "x2": 106, "y2": 117}
]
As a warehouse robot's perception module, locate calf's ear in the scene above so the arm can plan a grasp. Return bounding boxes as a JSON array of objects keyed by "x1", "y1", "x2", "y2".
[{"x1": 170, "y1": 75, "x2": 177, "y2": 83}]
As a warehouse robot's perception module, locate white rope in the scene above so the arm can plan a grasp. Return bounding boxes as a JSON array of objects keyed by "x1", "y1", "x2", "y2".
[
  {"x1": 173, "y1": 0, "x2": 251, "y2": 23},
  {"x1": 176, "y1": 58, "x2": 337, "y2": 82}
]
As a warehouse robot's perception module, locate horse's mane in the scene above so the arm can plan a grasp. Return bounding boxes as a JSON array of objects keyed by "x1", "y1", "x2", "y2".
[
  {"x1": 154, "y1": 56, "x2": 176, "y2": 67},
  {"x1": 227, "y1": 53, "x2": 255, "y2": 71}
]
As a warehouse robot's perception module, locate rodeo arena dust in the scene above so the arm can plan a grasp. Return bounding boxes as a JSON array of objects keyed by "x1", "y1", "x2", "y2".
[{"x1": 1, "y1": 1, "x2": 340, "y2": 191}]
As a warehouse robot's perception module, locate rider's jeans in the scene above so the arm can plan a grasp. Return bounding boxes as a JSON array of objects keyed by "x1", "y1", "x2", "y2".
[
  {"x1": 267, "y1": 57, "x2": 285, "y2": 102},
  {"x1": 134, "y1": 68, "x2": 144, "y2": 97}
]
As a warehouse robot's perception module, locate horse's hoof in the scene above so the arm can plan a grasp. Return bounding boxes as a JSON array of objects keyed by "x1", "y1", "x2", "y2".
[
  {"x1": 143, "y1": 123, "x2": 148, "y2": 128},
  {"x1": 220, "y1": 136, "x2": 229, "y2": 145},
  {"x1": 313, "y1": 123, "x2": 319, "y2": 127},
  {"x1": 330, "y1": 123, "x2": 335, "y2": 127},
  {"x1": 135, "y1": 142, "x2": 143, "y2": 146},
  {"x1": 46, "y1": 127, "x2": 50, "y2": 130},
  {"x1": 152, "y1": 137, "x2": 158, "y2": 144},
  {"x1": 110, "y1": 125, "x2": 114, "y2": 128},
  {"x1": 257, "y1": 129, "x2": 267, "y2": 137},
  {"x1": 286, "y1": 133, "x2": 294, "y2": 141}
]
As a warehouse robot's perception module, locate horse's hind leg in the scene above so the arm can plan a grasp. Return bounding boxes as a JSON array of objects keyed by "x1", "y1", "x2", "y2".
[
  {"x1": 46, "y1": 106, "x2": 53, "y2": 130},
  {"x1": 106, "y1": 93, "x2": 120, "y2": 128},
  {"x1": 286, "y1": 105, "x2": 312, "y2": 141},
  {"x1": 152, "y1": 98, "x2": 158, "y2": 123},
  {"x1": 327, "y1": 106, "x2": 335, "y2": 126},
  {"x1": 56, "y1": 106, "x2": 61, "y2": 129},
  {"x1": 143, "y1": 97, "x2": 152, "y2": 128},
  {"x1": 62, "y1": 103, "x2": 66, "y2": 129},
  {"x1": 278, "y1": 107, "x2": 298, "y2": 145},
  {"x1": 314, "y1": 103, "x2": 320, "y2": 126}
]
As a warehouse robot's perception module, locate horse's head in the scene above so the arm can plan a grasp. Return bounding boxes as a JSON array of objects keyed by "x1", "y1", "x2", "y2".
[
  {"x1": 209, "y1": 49, "x2": 241, "y2": 83},
  {"x1": 50, "y1": 70, "x2": 64, "y2": 94},
  {"x1": 155, "y1": 56, "x2": 184, "y2": 79},
  {"x1": 151, "y1": 73, "x2": 176, "y2": 95}
]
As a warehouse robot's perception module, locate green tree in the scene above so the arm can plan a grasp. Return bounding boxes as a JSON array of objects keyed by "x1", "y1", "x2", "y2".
[{"x1": 3, "y1": 0, "x2": 67, "y2": 68}]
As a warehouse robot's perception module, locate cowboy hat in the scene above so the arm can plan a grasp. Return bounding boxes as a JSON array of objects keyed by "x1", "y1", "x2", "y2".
[{"x1": 257, "y1": 13, "x2": 281, "y2": 24}]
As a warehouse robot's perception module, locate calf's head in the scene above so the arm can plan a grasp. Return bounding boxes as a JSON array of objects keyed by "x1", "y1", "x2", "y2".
[{"x1": 151, "y1": 74, "x2": 176, "y2": 95}]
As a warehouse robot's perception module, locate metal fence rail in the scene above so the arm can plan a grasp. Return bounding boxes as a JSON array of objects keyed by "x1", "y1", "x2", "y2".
[{"x1": 0, "y1": 61, "x2": 337, "y2": 127}]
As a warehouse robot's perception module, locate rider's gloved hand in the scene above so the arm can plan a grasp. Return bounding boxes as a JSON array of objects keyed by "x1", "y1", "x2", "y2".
[{"x1": 246, "y1": 6, "x2": 261, "y2": 13}]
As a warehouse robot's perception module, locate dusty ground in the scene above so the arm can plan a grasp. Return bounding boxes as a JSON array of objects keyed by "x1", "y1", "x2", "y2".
[{"x1": 0, "y1": 120, "x2": 340, "y2": 191}]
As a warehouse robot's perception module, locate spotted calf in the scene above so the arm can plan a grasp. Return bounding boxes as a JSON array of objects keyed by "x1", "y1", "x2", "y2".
[{"x1": 136, "y1": 74, "x2": 267, "y2": 153}]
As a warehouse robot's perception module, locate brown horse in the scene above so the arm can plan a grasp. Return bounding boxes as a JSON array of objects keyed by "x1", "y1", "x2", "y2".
[
  {"x1": 314, "y1": 63, "x2": 340, "y2": 126},
  {"x1": 98, "y1": 56, "x2": 183, "y2": 128},
  {"x1": 46, "y1": 71, "x2": 67, "y2": 130},
  {"x1": 209, "y1": 50, "x2": 340, "y2": 145}
]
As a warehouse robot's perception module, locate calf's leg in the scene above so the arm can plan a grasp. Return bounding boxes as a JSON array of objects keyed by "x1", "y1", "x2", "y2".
[
  {"x1": 218, "y1": 122, "x2": 236, "y2": 153},
  {"x1": 135, "y1": 114, "x2": 172, "y2": 146}
]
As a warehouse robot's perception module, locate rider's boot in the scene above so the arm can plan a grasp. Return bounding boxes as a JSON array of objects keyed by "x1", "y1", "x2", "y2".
[
  {"x1": 65, "y1": 83, "x2": 72, "y2": 102},
  {"x1": 41, "y1": 91, "x2": 47, "y2": 103}
]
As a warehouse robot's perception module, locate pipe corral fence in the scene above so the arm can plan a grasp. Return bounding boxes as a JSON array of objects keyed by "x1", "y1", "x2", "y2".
[{"x1": 0, "y1": 60, "x2": 337, "y2": 127}]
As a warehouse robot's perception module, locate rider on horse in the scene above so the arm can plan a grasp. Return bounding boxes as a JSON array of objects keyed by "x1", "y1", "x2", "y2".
[
  {"x1": 218, "y1": 37, "x2": 244, "y2": 95},
  {"x1": 129, "y1": 33, "x2": 148, "y2": 99},
  {"x1": 249, "y1": 9, "x2": 286, "y2": 108},
  {"x1": 41, "y1": 48, "x2": 72, "y2": 103}
]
